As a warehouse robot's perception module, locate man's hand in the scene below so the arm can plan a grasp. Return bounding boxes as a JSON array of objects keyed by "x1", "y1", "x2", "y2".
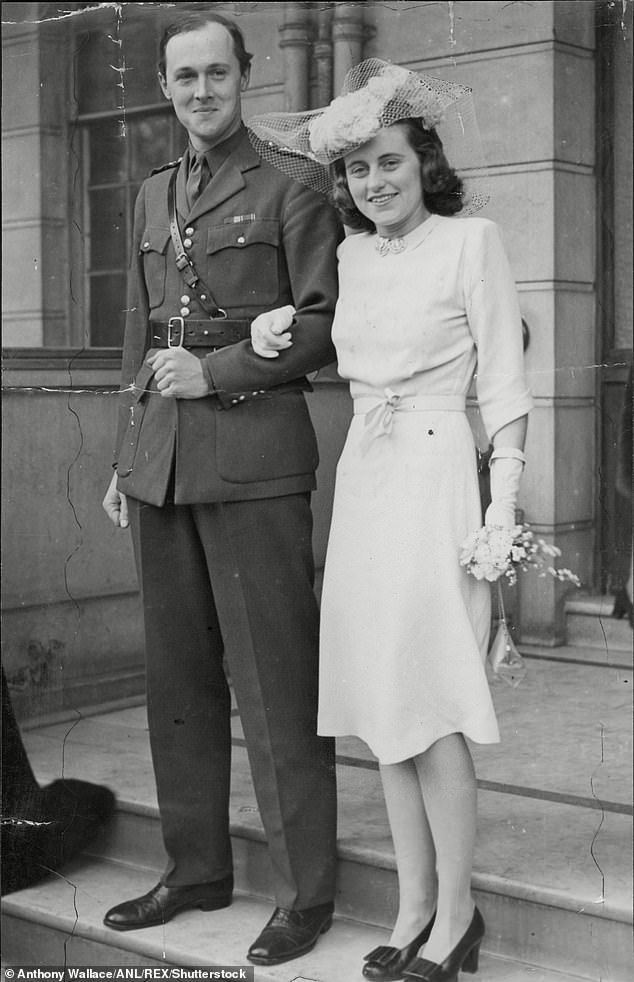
[
  {"x1": 251, "y1": 305, "x2": 295, "y2": 359},
  {"x1": 103, "y1": 471, "x2": 129, "y2": 528},
  {"x1": 147, "y1": 347, "x2": 210, "y2": 399}
]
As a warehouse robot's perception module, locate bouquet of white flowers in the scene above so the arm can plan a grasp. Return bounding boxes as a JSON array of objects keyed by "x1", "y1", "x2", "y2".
[
  {"x1": 460, "y1": 525, "x2": 581, "y2": 588},
  {"x1": 460, "y1": 524, "x2": 581, "y2": 686}
]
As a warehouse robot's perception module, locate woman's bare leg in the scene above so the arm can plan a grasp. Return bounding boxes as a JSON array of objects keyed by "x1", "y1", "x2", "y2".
[
  {"x1": 379, "y1": 758, "x2": 437, "y2": 947},
  {"x1": 412, "y1": 732, "x2": 477, "y2": 963}
]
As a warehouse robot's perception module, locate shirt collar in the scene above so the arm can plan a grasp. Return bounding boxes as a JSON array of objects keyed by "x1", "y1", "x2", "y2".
[{"x1": 189, "y1": 124, "x2": 246, "y2": 173}]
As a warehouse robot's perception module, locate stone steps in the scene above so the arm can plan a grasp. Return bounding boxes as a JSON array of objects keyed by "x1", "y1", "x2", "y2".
[
  {"x1": 564, "y1": 594, "x2": 632, "y2": 655},
  {"x1": 78, "y1": 767, "x2": 632, "y2": 979},
  {"x1": 2, "y1": 649, "x2": 632, "y2": 981},
  {"x1": 1, "y1": 859, "x2": 591, "y2": 982}
]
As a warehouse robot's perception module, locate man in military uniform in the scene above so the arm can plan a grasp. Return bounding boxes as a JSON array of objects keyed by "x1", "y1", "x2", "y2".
[{"x1": 102, "y1": 11, "x2": 340, "y2": 966}]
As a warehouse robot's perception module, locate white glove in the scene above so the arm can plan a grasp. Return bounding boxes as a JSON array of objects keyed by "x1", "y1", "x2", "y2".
[
  {"x1": 251, "y1": 305, "x2": 296, "y2": 359},
  {"x1": 484, "y1": 448, "x2": 526, "y2": 528}
]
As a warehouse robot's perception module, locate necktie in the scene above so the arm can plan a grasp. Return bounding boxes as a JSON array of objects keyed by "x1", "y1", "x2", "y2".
[{"x1": 186, "y1": 152, "x2": 210, "y2": 208}]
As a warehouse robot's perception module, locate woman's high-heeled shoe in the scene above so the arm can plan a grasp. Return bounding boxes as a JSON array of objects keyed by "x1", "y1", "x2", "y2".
[
  {"x1": 362, "y1": 912, "x2": 436, "y2": 981},
  {"x1": 403, "y1": 906, "x2": 484, "y2": 981}
]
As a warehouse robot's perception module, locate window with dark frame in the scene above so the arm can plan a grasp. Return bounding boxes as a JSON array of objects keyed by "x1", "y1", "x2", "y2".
[{"x1": 74, "y1": 16, "x2": 185, "y2": 348}]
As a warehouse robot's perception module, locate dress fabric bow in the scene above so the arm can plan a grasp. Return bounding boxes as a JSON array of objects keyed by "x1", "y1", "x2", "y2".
[{"x1": 360, "y1": 389, "x2": 402, "y2": 454}]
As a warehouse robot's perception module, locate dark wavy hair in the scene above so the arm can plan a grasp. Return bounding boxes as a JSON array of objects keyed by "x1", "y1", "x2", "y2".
[
  {"x1": 159, "y1": 11, "x2": 253, "y2": 79},
  {"x1": 330, "y1": 118, "x2": 464, "y2": 232}
]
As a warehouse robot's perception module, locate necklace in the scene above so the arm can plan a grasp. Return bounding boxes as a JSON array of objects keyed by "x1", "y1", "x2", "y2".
[{"x1": 375, "y1": 235, "x2": 406, "y2": 257}]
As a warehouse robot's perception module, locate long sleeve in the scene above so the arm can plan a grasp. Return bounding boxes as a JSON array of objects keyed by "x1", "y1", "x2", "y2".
[
  {"x1": 464, "y1": 220, "x2": 533, "y2": 441},
  {"x1": 115, "y1": 186, "x2": 152, "y2": 460},
  {"x1": 202, "y1": 179, "x2": 342, "y2": 407}
]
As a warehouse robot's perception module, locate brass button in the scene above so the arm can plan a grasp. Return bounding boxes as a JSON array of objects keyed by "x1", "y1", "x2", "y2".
[
  {"x1": 185, "y1": 227, "x2": 195, "y2": 235},
  {"x1": 142, "y1": 241, "x2": 150, "y2": 249},
  {"x1": 180, "y1": 306, "x2": 190, "y2": 317},
  {"x1": 183, "y1": 237, "x2": 193, "y2": 248},
  {"x1": 237, "y1": 235, "x2": 246, "y2": 244},
  {"x1": 200, "y1": 294, "x2": 207, "y2": 301},
  {"x1": 180, "y1": 294, "x2": 190, "y2": 304}
]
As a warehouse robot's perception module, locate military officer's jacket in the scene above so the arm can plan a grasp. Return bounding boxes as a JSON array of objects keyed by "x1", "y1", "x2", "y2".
[{"x1": 115, "y1": 125, "x2": 342, "y2": 506}]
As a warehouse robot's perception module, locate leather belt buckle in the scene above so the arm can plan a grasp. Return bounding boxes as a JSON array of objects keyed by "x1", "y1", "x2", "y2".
[{"x1": 167, "y1": 316, "x2": 185, "y2": 348}]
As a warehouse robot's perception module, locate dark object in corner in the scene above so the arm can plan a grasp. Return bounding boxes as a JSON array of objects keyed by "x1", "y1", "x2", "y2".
[{"x1": 1, "y1": 668, "x2": 116, "y2": 895}]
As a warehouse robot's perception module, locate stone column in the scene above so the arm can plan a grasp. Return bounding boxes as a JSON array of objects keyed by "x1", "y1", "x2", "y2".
[
  {"x1": 278, "y1": 1, "x2": 313, "y2": 112},
  {"x1": 515, "y1": 2, "x2": 598, "y2": 643},
  {"x1": 313, "y1": 4, "x2": 334, "y2": 107},
  {"x1": 332, "y1": 2, "x2": 367, "y2": 93},
  {"x1": 2, "y1": 7, "x2": 71, "y2": 347}
]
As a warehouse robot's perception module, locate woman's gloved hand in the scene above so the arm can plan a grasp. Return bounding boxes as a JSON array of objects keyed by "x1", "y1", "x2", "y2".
[
  {"x1": 484, "y1": 448, "x2": 526, "y2": 528},
  {"x1": 251, "y1": 305, "x2": 296, "y2": 359}
]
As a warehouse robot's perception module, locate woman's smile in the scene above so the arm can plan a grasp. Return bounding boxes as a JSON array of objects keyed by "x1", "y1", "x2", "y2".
[{"x1": 367, "y1": 192, "x2": 398, "y2": 206}]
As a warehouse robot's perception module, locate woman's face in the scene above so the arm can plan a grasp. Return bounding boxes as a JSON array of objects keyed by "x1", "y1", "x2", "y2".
[{"x1": 343, "y1": 124, "x2": 429, "y2": 238}]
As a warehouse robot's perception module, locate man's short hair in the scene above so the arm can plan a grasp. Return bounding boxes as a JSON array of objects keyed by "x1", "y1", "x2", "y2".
[{"x1": 158, "y1": 11, "x2": 253, "y2": 78}]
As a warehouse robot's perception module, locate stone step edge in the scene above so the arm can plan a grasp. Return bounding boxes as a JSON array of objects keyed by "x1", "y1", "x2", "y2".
[
  {"x1": 565, "y1": 595, "x2": 619, "y2": 617},
  {"x1": 92, "y1": 797, "x2": 632, "y2": 926},
  {"x1": 0, "y1": 881, "x2": 593, "y2": 982},
  {"x1": 519, "y1": 643, "x2": 631, "y2": 668}
]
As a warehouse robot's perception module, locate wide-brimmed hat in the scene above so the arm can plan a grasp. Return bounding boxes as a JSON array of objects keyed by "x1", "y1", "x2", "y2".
[{"x1": 247, "y1": 58, "x2": 490, "y2": 213}]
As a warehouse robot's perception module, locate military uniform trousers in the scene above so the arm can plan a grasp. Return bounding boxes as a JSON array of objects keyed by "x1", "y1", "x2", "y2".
[{"x1": 128, "y1": 491, "x2": 337, "y2": 910}]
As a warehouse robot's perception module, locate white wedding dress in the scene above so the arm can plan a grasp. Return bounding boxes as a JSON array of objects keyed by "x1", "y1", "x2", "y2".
[{"x1": 318, "y1": 214, "x2": 533, "y2": 764}]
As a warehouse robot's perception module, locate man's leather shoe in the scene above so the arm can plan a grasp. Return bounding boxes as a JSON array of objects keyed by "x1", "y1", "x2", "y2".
[
  {"x1": 247, "y1": 902, "x2": 334, "y2": 965},
  {"x1": 103, "y1": 877, "x2": 233, "y2": 931}
]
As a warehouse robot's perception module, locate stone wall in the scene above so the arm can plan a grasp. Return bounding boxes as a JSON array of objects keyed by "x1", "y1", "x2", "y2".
[
  {"x1": 361, "y1": 0, "x2": 598, "y2": 641},
  {"x1": 2, "y1": 2, "x2": 623, "y2": 719}
]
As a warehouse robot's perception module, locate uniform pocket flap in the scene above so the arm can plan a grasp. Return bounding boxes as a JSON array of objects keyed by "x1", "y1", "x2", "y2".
[
  {"x1": 206, "y1": 219, "x2": 280, "y2": 255},
  {"x1": 139, "y1": 226, "x2": 171, "y2": 255},
  {"x1": 215, "y1": 391, "x2": 318, "y2": 484}
]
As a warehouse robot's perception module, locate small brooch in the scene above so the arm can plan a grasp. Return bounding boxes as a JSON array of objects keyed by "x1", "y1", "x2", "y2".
[{"x1": 375, "y1": 235, "x2": 406, "y2": 257}]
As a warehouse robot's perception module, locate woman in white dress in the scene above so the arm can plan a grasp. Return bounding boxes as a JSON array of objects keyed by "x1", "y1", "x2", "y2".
[{"x1": 248, "y1": 61, "x2": 532, "y2": 982}]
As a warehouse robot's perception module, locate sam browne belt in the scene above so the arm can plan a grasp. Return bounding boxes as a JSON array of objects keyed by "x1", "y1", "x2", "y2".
[{"x1": 155, "y1": 165, "x2": 250, "y2": 348}]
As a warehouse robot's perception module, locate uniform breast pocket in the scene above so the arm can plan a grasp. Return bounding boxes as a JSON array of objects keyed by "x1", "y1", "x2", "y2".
[
  {"x1": 206, "y1": 220, "x2": 280, "y2": 307},
  {"x1": 139, "y1": 226, "x2": 171, "y2": 309}
]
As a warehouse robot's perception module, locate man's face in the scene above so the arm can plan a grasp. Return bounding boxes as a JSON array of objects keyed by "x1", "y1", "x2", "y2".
[{"x1": 159, "y1": 22, "x2": 249, "y2": 151}]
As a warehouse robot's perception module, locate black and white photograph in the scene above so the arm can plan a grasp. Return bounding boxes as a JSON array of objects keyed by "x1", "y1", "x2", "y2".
[{"x1": 1, "y1": 3, "x2": 632, "y2": 980}]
